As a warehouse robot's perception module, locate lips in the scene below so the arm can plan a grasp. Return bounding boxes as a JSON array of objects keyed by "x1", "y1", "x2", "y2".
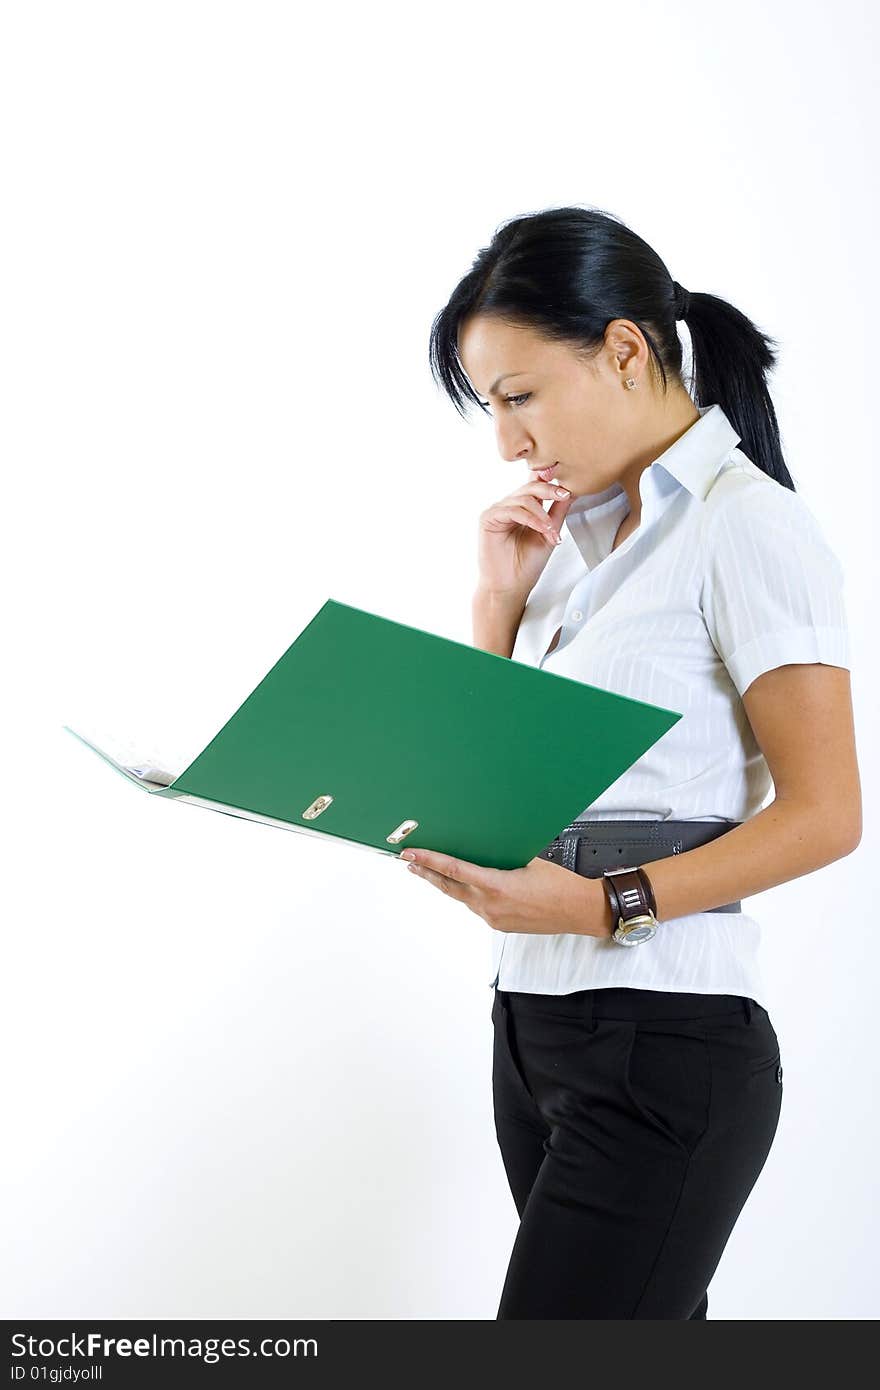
[{"x1": 530, "y1": 462, "x2": 559, "y2": 481}]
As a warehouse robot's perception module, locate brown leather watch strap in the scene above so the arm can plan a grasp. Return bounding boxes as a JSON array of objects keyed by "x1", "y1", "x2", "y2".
[
  {"x1": 638, "y1": 867, "x2": 657, "y2": 915},
  {"x1": 601, "y1": 871, "x2": 623, "y2": 923},
  {"x1": 602, "y1": 866, "x2": 657, "y2": 925}
]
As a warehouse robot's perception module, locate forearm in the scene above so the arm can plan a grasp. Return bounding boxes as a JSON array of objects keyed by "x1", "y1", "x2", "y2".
[
  {"x1": 472, "y1": 586, "x2": 527, "y2": 659},
  {"x1": 641, "y1": 799, "x2": 860, "y2": 923}
]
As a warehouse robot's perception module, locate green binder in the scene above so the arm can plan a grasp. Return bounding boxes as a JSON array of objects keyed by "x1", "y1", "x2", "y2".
[{"x1": 64, "y1": 598, "x2": 682, "y2": 870}]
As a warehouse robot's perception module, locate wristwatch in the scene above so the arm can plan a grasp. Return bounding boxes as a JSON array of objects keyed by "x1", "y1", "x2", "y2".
[{"x1": 601, "y1": 866, "x2": 659, "y2": 945}]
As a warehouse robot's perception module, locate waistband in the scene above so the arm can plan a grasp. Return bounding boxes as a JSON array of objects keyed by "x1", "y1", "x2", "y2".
[
  {"x1": 536, "y1": 818, "x2": 744, "y2": 914},
  {"x1": 498, "y1": 985, "x2": 762, "y2": 1024}
]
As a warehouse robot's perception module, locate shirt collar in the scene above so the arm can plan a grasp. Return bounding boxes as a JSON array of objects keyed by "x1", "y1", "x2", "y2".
[
  {"x1": 566, "y1": 403, "x2": 741, "y2": 519},
  {"x1": 651, "y1": 403, "x2": 741, "y2": 500}
]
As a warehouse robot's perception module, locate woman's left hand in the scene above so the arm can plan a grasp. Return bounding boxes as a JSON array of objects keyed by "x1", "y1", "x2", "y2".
[{"x1": 398, "y1": 848, "x2": 613, "y2": 939}]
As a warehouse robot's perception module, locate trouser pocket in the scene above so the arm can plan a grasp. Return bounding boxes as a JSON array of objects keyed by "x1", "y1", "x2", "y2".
[
  {"x1": 622, "y1": 1020, "x2": 712, "y2": 1158},
  {"x1": 492, "y1": 992, "x2": 537, "y2": 1104}
]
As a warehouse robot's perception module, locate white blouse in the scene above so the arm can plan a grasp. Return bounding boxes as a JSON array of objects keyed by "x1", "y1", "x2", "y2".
[{"x1": 490, "y1": 403, "x2": 851, "y2": 1010}]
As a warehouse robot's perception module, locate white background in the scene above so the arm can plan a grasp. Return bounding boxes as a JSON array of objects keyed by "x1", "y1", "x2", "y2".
[{"x1": 2, "y1": 0, "x2": 877, "y2": 1320}]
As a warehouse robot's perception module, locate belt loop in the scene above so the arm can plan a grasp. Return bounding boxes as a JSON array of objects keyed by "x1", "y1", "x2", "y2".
[
  {"x1": 742, "y1": 997, "x2": 753, "y2": 1024},
  {"x1": 583, "y1": 992, "x2": 595, "y2": 1033}
]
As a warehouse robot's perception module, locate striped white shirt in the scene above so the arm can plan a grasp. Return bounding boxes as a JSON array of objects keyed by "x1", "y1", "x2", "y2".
[{"x1": 490, "y1": 403, "x2": 851, "y2": 1010}]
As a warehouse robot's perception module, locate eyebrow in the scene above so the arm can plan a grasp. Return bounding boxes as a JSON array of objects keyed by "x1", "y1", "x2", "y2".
[{"x1": 479, "y1": 372, "x2": 527, "y2": 398}]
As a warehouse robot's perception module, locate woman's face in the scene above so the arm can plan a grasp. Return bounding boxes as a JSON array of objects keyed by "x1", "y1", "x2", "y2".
[{"x1": 457, "y1": 313, "x2": 653, "y2": 498}]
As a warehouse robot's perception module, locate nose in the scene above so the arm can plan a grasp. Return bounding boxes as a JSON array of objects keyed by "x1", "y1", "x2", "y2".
[{"x1": 495, "y1": 419, "x2": 533, "y2": 464}]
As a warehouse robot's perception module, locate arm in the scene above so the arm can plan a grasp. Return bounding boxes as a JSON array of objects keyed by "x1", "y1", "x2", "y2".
[
  {"x1": 588, "y1": 662, "x2": 862, "y2": 935},
  {"x1": 472, "y1": 585, "x2": 527, "y2": 659}
]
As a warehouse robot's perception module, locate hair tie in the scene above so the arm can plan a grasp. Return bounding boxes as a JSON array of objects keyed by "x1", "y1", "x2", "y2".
[{"x1": 672, "y1": 280, "x2": 691, "y2": 319}]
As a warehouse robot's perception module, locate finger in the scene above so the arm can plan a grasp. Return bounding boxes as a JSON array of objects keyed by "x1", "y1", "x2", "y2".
[
  {"x1": 507, "y1": 483, "x2": 574, "y2": 532},
  {"x1": 484, "y1": 504, "x2": 562, "y2": 546},
  {"x1": 408, "y1": 856, "x2": 483, "y2": 911},
  {"x1": 487, "y1": 497, "x2": 560, "y2": 530},
  {"x1": 511, "y1": 479, "x2": 573, "y2": 502},
  {"x1": 507, "y1": 484, "x2": 573, "y2": 524},
  {"x1": 408, "y1": 863, "x2": 474, "y2": 903},
  {"x1": 509, "y1": 504, "x2": 563, "y2": 544},
  {"x1": 545, "y1": 492, "x2": 574, "y2": 524},
  {"x1": 400, "y1": 848, "x2": 496, "y2": 891}
]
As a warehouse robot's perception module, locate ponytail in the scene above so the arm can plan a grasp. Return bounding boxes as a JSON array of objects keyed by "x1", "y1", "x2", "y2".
[{"x1": 680, "y1": 287, "x2": 793, "y2": 489}]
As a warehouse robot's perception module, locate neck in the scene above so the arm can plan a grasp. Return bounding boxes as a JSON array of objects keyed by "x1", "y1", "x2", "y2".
[{"x1": 617, "y1": 394, "x2": 701, "y2": 520}]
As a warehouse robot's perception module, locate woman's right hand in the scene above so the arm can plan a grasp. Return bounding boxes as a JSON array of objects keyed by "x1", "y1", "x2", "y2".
[{"x1": 476, "y1": 475, "x2": 574, "y2": 602}]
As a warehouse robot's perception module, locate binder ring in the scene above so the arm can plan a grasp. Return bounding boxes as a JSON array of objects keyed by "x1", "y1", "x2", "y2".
[{"x1": 387, "y1": 819, "x2": 419, "y2": 844}]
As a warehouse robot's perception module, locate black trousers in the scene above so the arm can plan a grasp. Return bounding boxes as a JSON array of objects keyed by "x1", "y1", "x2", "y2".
[{"x1": 491, "y1": 984, "x2": 783, "y2": 1319}]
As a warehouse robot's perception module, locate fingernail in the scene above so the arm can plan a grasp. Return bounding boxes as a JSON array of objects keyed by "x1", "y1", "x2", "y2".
[
  {"x1": 555, "y1": 488, "x2": 570, "y2": 497},
  {"x1": 400, "y1": 851, "x2": 416, "y2": 860}
]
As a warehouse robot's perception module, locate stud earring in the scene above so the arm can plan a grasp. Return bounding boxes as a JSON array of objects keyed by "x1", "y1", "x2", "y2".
[{"x1": 624, "y1": 378, "x2": 637, "y2": 390}]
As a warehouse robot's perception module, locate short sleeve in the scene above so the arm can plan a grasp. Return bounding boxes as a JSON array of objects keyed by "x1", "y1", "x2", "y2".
[{"x1": 700, "y1": 479, "x2": 851, "y2": 698}]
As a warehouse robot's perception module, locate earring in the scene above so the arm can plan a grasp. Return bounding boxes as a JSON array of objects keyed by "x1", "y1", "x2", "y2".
[{"x1": 625, "y1": 378, "x2": 637, "y2": 390}]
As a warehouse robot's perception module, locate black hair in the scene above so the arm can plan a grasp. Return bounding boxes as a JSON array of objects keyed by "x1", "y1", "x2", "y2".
[{"x1": 428, "y1": 204, "x2": 794, "y2": 491}]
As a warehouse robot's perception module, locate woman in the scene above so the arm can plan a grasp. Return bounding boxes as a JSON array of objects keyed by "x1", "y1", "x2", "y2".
[{"x1": 399, "y1": 206, "x2": 862, "y2": 1319}]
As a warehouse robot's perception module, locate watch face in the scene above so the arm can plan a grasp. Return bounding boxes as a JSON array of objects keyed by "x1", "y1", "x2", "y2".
[{"x1": 615, "y1": 920, "x2": 657, "y2": 945}]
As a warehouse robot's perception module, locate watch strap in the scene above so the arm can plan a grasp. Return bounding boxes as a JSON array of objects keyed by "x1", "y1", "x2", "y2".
[
  {"x1": 639, "y1": 866, "x2": 657, "y2": 916},
  {"x1": 602, "y1": 866, "x2": 657, "y2": 925},
  {"x1": 601, "y1": 871, "x2": 623, "y2": 924}
]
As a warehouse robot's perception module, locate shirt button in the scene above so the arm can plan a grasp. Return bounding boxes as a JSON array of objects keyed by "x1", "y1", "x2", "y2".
[
  {"x1": 570, "y1": 609, "x2": 583, "y2": 622},
  {"x1": 776, "y1": 1063, "x2": 783, "y2": 1083}
]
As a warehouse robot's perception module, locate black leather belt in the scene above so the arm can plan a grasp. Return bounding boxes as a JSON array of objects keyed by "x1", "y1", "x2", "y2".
[{"x1": 536, "y1": 818, "x2": 744, "y2": 913}]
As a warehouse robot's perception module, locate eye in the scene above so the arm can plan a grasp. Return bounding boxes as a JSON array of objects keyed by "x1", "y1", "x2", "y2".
[{"x1": 478, "y1": 392, "x2": 531, "y2": 412}]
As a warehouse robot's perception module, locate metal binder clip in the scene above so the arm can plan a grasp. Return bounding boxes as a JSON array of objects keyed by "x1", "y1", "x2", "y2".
[
  {"x1": 302, "y1": 795, "x2": 334, "y2": 820},
  {"x1": 387, "y1": 819, "x2": 419, "y2": 844}
]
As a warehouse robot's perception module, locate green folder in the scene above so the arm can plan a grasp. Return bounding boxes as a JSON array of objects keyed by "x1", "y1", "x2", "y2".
[{"x1": 64, "y1": 598, "x2": 682, "y2": 870}]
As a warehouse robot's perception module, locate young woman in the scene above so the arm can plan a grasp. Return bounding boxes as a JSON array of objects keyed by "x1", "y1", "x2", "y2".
[{"x1": 400, "y1": 205, "x2": 862, "y2": 1319}]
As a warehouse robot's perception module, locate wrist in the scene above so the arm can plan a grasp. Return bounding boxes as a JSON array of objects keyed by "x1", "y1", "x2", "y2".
[
  {"x1": 473, "y1": 583, "x2": 528, "y2": 610},
  {"x1": 570, "y1": 875, "x2": 614, "y2": 939},
  {"x1": 596, "y1": 876, "x2": 615, "y2": 938},
  {"x1": 472, "y1": 586, "x2": 528, "y2": 660},
  {"x1": 602, "y1": 866, "x2": 660, "y2": 946}
]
